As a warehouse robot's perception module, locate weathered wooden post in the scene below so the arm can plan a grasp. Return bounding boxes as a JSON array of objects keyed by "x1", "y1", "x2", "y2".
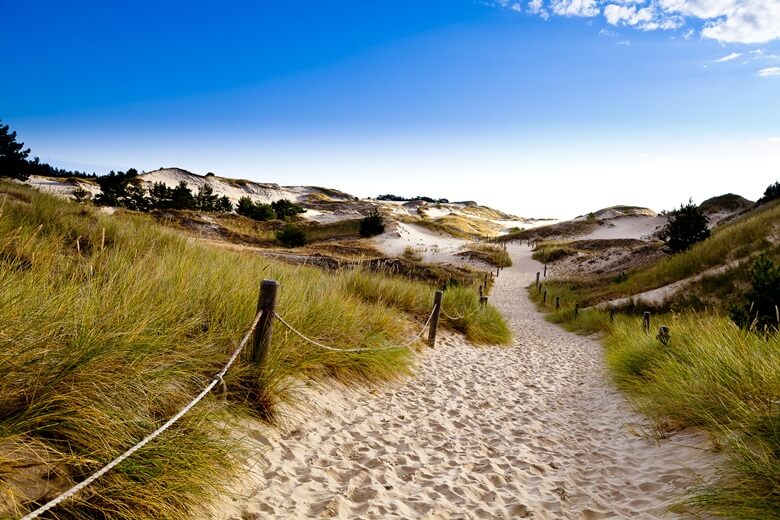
[
  {"x1": 609, "y1": 307, "x2": 615, "y2": 323},
  {"x1": 575, "y1": 303, "x2": 579, "y2": 319},
  {"x1": 544, "y1": 263, "x2": 547, "y2": 277},
  {"x1": 643, "y1": 312, "x2": 651, "y2": 333},
  {"x1": 543, "y1": 290, "x2": 547, "y2": 305},
  {"x1": 536, "y1": 272, "x2": 540, "y2": 288},
  {"x1": 252, "y1": 279, "x2": 278, "y2": 366},
  {"x1": 428, "y1": 290, "x2": 443, "y2": 347},
  {"x1": 480, "y1": 296, "x2": 488, "y2": 306},
  {"x1": 479, "y1": 285, "x2": 484, "y2": 299},
  {"x1": 556, "y1": 296, "x2": 560, "y2": 309}
]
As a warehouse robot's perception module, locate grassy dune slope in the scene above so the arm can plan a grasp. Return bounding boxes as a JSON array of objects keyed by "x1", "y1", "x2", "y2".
[
  {"x1": 0, "y1": 182, "x2": 510, "y2": 519},
  {"x1": 529, "y1": 201, "x2": 780, "y2": 517}
]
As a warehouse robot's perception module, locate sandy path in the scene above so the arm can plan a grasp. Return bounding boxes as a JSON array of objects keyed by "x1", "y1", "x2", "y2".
[{"x1": 213, "y1": 243, "x2": 714, "y2": 519}]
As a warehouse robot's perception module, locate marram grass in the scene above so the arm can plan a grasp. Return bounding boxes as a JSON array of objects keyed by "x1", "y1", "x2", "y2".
[
  {"x1": 530, "y1": 282, "x2": 780, "y2": 518},
  {"x1": 0, "y1": 182, "x2": 510, "y2": 519}
]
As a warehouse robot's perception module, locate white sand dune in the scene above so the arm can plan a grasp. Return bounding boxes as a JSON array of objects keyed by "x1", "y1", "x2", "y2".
[
  {"x1": 371, "y1": 222, "x2": 472, "y2": 265},
  {"x1": 581, "y1": 216, "x2": 668, "y2": 241},
  {"x1": 209, "y1": 244, "x2": 715, "y2": 519}
]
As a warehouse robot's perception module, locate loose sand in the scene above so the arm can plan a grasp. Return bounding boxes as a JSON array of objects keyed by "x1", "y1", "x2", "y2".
[{"x1": 212, "y1": 243, "x2": 714, "y2": 519}]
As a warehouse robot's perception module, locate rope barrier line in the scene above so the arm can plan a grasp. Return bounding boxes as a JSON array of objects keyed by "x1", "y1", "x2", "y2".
[
  {"x1": 275, "y1": 307, "x2": 436, "y2": 353},
  {"x1": 20, "y1": 310, "x2": 264, "y2": 520},
  {"x1": 441, "y1": 308, "x2": 464, "y2": 320}
]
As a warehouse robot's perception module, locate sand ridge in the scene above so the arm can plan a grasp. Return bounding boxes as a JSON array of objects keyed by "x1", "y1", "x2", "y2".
[{"x1": 211, "y1": 243, "x2": 715, "y2": 519}]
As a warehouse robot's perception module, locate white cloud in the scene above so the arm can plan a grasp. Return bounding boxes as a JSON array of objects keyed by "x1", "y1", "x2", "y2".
[
  {"x1": 510, "y1": 2, "x2": 523, "y2": 12},
  {"x1": 758, "y1": 66, "x2": 780, "y2": 76},
  {"x1": 497, "y1": 0, "x2": 780, "y2": 44},
  {"x1": 659, "y1": 0, "x2": 780, "y2": 43},
  {"x1": 715, "y1": 52, "x2": 742, "y2": 62},
  {"x1": 768, "y1": 137, "x2": 780, "y2": 143},
  {"x1": 550, "y1": 0, "x2": 600, "y2": 17},
  {"x1": 528, "y1": 0, "x2": 550, "y2": 19},
  {"x1": 604, "y1": 4, "x2": 653, "y2": 26},
  {"x1": 599, "y1": 27, "x2": 616, "y2": 36}
]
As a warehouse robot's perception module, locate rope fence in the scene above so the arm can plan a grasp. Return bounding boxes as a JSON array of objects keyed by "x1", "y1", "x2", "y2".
[
  {"x1": 275, "y1": 306, "x2": 436, "y2": 353},
  {"x1": 18, "y1": 279, "x2": 464, "y2": 519}
]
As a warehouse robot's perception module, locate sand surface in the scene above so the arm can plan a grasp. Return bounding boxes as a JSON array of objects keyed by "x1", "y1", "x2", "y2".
[
  {"x1": 580, "y1": 216, "x2": 667, "y2": 241},
  {"x1": 211, "y1": 243, "x2": 715, "y2": 519}
]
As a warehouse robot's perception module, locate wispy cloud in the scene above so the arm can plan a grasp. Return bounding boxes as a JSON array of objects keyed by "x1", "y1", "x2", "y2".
[
  {"x1": 550, "y1": 0, "x2": 599, "y2": 18},
  {"x1": 528, "y1": 0, "x2": 550, "y2": 19},
  {"x1": 758, "y1": 67, "x2": 780, "y2": 77},
  {"x1": 495, "y1": 0, "x2": 780, "y2": 44},
  {"x1": 715, "y1": 52, "x2": 742, "y2": 63}
]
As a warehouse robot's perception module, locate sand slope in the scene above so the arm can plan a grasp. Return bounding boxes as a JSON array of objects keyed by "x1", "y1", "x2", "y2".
[{"x1": 211, "y1": 244, "x2": 715, "y2": 519}]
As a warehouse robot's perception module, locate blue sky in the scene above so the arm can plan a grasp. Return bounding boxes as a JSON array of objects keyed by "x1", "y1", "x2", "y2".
[{"x1": 2, "y1": 0, "x2": 779, "y2": 218}]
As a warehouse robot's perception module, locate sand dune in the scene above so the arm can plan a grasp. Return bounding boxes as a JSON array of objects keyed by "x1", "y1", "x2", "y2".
[{"x1": 209, "y1": 244, "x2": 715, "y2": 519}]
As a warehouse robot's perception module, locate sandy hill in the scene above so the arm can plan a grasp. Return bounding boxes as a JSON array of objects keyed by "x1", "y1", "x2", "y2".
[
  {"x1": 699, "y1": 193, "x2": 753, "y2": 214},
  {"x1": 139, "y1": 168, "x2": 355, "y2": 206}
]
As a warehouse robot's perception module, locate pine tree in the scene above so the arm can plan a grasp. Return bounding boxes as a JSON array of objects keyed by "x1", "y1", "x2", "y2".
[
  {"x1": 659, "y1": 199, "x2": 710, "y2": 254},
  {"x1": 0, "y1": 120, "x2": 31, "y2": 181}
]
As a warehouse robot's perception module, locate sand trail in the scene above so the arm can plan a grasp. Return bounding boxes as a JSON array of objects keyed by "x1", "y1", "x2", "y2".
[{"x1": 213, "y1": 243, "x2": 713, "y2": 519}]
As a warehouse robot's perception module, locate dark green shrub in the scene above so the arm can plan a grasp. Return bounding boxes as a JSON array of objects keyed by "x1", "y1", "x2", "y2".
[
  {"x1": 271, "y1": 199, "x2": 304, "y2": 219},
  {"x1": 758, "y1": 181, "x2": 780, "y2": 205},
  {"x1": 730, "y1": 256, "x2": 780, "y2": 332},
  {"x1": 359, "y1": 210, "x2": 385, "y2": 237},
  {"x1": 236, "y1": 196, "x2": 275, "y2": 221},
  {"x1": 277, "y1": 224, "x2": 306, "y2": 247},
  {"x1": 659, "y1": 199, "x2": 710, "y2": 254}
]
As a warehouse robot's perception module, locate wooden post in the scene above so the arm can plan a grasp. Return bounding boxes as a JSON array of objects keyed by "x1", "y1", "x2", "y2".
[
  {"x1": 428, "y1": 290, "x2": 443, "y2": 347},
  {"x1": 556, "y1": 296, "x2": 560, "y2": 309},
  {"x1": 479, "y1": 285, "x2": 484, "y2": 299},
  {"x1": 575, "y1": 303, "x2": 579, "y2": 319},
  {"x1": 252, "y1": 279, "x2": 278, "y2": 366},
  {"x1": 609, "y1": 307, "x2": 615, "y2": 323},
  {"x1": 543, "y1": 290, "x2": 547, "y2": 305},
  {"x1": 480, "y1": 296, "x2": 488, "y2": 306},
  {"x1": 536, "y1": 272, "x2": 540, "y2": 287},
  {"x1": 643, "y1": 312, "x2": 651, "y2": 333},
  {"x1": 657, "y1": 325, "x2": 670, "y2": 346},
  {"x1": 544, "y1": 263, "x2": 547, "y2": 277},
  {"x1": 538, "y1": 283, "x2": 542, "y2": 294}
]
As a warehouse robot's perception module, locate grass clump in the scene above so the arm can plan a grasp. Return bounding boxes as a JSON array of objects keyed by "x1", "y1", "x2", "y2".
[{"x1": 459, "y1": 243, "x2": 512, "y2": 268}]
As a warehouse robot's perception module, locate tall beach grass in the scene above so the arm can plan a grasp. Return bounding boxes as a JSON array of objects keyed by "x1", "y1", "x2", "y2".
[{"x1": 0, "y1": 182, "x2": 510, "y2": 518}]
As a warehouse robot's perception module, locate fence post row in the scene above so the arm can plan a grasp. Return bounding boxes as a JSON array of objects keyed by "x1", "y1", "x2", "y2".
[
  {"x1": 643, "y1": 312, "x2": 651, "y2": 333},
  {"x1": 428, "y1": 290, "x2": 443, "y2": 347},
  {"x1": 252, "y1": 279, "x2": 278, "y2": 367}
]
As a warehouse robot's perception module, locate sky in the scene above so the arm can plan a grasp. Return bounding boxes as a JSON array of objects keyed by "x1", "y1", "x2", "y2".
[{"x1": 2, "y1": 0, "x2": 779, "y2": 219}]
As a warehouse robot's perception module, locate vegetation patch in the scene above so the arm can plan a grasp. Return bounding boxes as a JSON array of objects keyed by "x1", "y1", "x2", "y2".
[
  {"x1": 0, "y1": 182, "x2": 511, "y2": 518},
  {"x1": 457, "y1": 243, "x2": 513, "y2": 268}
]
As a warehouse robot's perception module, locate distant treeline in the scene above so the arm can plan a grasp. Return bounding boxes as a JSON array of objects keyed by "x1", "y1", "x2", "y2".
[
  {"x1": 77, "y1": 169, "x2": 305, "y2": 221},
  {"x1": 376, "y1": 194, "x2": 449, "y2": 203}
]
